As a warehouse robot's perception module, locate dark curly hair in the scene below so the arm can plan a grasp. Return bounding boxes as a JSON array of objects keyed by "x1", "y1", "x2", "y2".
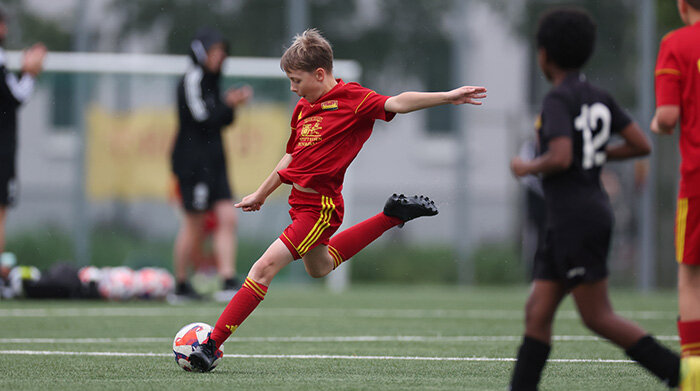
[{"x1": 536, "y1": 8, "x2": 596, "y2": 70}]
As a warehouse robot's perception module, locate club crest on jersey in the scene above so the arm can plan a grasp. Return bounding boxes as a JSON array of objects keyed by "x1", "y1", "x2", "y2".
[{"x1": 321, "y1": 100, "x2": 338, "y2": 111}]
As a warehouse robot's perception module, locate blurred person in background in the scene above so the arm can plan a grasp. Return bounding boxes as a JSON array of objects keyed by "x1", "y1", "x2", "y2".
[
  {"x1": 170, "y1": 27, "x2": 252, "y2": 302},
  {"x1": 0, "y1": 8, "x2": 46, "y2": 264},
  {"x1": 652, "y1": 0, "x2": 700, "y2": 388}
]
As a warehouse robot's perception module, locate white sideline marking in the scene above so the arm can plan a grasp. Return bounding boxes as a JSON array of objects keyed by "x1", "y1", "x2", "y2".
[
  {"x1": 0, "y1": 350, "x2": 635, "y2": 363},
  {"x1": 0, "y1": 335, "x2": 680, "y2": 344},
  {"x1": 0, "y1": 307, "x2": 678, "y2": 320}
]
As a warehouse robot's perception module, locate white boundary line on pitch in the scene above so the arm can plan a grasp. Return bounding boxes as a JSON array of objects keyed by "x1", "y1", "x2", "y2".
[
  {"x1": 0, "y1": 335, "x2": 680, "y2": 343},
  {"x1": 0, "y1": 350, "x2": 636, "y2": 363},
  {"x1": 0, "y1": 307, "x2": 678, "y2": 320}
]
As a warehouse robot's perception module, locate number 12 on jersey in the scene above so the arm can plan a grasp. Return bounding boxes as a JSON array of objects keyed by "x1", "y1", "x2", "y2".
[{"x1": 574, "y1": 103, "x2": 611, "y2": 170}]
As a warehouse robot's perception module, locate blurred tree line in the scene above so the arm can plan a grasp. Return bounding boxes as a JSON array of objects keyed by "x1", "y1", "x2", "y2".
[
  {"x1": 1, "y1": 0, "x2": 686, "y2": 108},
  {"x1": 0, "y1": 0, "x2": 688, "y2": 129}
]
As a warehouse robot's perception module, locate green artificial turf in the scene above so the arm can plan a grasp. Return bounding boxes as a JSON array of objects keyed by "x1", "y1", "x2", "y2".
[{"x1": 0, "y1": 285, "x2": 679, "y2": 390}]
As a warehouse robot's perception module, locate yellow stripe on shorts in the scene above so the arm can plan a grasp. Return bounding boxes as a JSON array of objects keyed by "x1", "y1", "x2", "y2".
[
  {"x1": 297, "y1": 196, "x2": 335, "y2": 255},
  {"x1": 677, "y1": 198, "x2": 689, "y2": 263}
]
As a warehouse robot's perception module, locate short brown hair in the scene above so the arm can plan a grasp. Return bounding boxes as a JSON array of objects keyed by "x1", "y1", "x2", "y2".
[
  {"x1": 687, "y1": 0, "x2": 700, "y2": 10},
  {"x1": 280, "y1": 28, "x2": 333, "y2": 73}
]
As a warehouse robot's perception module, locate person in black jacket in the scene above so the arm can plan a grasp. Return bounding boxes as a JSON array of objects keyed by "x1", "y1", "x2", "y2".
[
  {"x1": 0, "y1": 9, "x2": 46, "y2": 259},
  {"x1": 171, "y1": 27, "x2": 251, "y2": 301}
]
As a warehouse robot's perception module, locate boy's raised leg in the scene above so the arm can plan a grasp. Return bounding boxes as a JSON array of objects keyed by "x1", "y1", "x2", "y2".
[{"x1": 327, "y1": 194, "x2": 438, "y2": 268}]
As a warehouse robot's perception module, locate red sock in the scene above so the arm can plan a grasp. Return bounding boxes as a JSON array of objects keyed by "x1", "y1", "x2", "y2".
[
  {"x1": 327, "y1": 212, "x2": 402, "y2": 269},
  {"x1": 678, "y1": 319, "x2": 700, "y2": 357},
  {"x1": 209, "y1": 277, "x2": 267, "y2": 348}
]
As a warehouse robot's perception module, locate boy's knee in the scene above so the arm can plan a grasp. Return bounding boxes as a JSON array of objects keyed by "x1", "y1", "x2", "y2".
[
  {"x1": 249, "y1": 258, "x2": 276, "y2": 282},
  {"x1": 304, "y1": 264, "x2": 329, "y2": 279}
]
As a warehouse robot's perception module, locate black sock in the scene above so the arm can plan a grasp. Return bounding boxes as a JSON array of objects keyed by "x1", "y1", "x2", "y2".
[
  {"x1": 625, "y1": 335, "x2": 680, "y2": 387},
  {"x1": 510, "y1": 336, "x2": 551, "y2": 391},
  {"x1": 222, "y1": 277, "x2": 238, "y2": 290}
]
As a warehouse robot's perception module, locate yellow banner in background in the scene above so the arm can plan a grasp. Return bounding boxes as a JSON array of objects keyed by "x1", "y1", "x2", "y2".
[{"x1": 87, "y1": 104, "x2": 289, "y2": 201}]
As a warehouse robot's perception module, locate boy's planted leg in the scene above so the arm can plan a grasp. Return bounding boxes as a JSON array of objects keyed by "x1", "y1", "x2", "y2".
[{"x1": 189, "y1": 239, "x2": 293, "y2": 372}]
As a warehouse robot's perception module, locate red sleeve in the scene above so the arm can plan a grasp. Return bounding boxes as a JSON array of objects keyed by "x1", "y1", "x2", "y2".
[
  {"x1": 286, "y1": 102, "x2": 302, "y2": 154},
  {"x1": 347, "y1": 83, "x2": 396, "y2": 122},
  {"x1": 655, "y1": 33, "x2": 682, "y2": 107}
]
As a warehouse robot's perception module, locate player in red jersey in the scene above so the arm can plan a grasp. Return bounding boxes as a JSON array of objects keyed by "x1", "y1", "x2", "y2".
[
  {"x1": 187, "y1": 28, "x2": 486, "y2": 371},
  {"x1": 652, "y1": 0, "x2": 700, "y2": 388}
]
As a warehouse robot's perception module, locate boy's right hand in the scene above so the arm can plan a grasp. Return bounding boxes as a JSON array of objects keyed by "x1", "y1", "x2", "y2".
[
  {"x1": 445, "y1": 86, "x2": 487, "y2": 105},
  {"x1": 235, "y1": 191, "x2": 265, "y2": 212},
  {"x1": 21, "y1": 43, "x2": 47, "y2": 77}
]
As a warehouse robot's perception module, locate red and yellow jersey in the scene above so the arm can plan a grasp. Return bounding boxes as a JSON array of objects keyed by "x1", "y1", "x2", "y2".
[
  {"x1": 655, "y1": 22, "x2": 700, "y2": 197},
  {"x1": 277, "y1": 79, "x2": 396, "y2": 196}
]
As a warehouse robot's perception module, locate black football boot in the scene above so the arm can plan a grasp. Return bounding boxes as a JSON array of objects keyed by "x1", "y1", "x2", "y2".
[
  {"x1": 189, "y1": 338, "x2": 217, "y2": 372},
  {"x1": 383, "y1": 194, "x2": 438, "y2": 227}
]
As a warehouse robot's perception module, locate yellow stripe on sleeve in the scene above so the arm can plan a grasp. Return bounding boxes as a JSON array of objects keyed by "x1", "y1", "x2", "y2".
[
  {"x1": 656, "y1": 68, "x2": 681, "y2": 77},
  {"x1": 677, "y1": 198, "x2": 689, "y2": 263},
  {"x1": 355, "y1": 91, "x2": 375, "y2": 114}
]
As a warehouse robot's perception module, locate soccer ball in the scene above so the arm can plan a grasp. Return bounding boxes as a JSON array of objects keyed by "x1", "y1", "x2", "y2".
[
  {"x1": 133, "y1": 267, "x2": 174, "y2": 300},
  {"x1": 78, "y1": 266, "x2": 102, "y2": 285},
  {"x1": 98, "y1": 266, "x2": 136, "y2": 300},
  {"x1": 172, "y1": 322, "x2": 223, "y2": 371}
]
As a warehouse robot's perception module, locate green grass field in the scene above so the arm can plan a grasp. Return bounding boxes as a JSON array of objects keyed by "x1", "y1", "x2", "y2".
[{"x1": 0, "y1": 285, "x2": 680, "y2": 390}]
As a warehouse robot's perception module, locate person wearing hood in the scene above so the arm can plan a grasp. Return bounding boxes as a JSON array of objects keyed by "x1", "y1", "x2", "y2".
[{"x1": 170, "y1": 27, "x2": 252, "y2": 301}]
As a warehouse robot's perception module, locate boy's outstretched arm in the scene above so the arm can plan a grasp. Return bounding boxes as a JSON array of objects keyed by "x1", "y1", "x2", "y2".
[
  {"x1": 384, "y1": 86, "x2": 487, "y2": 114},
  {"x1": 235, "y1": 153, "x2": 292, "y2": 212}
]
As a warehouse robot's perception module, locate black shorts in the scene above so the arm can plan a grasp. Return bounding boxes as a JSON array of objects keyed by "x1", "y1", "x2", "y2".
[
  {"x1": 175, "y1": 165, "x2": 232, "y2": 212},
  {"x1": 532, "y1": 212, "x2": 612, "y2": 289},
  {"x1": 0, "y1": 173, "x2": 17, "y2": 207}
]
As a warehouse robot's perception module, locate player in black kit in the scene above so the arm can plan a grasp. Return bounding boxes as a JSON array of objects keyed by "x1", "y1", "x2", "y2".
[
  {"x1": 171, "y1": 27, "x2": 251, "y2": 301},
  {"x1": 0, "y1": 9, "x2": 46, "y2": 259},
  {"x1": 508, "y1": 8, "x2": 680, "y2": 390}
]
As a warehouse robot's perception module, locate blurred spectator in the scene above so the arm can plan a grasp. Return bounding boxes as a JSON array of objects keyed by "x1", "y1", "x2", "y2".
[
  {"x1": 170, "y1": 27, "x2": 252, "y2": 301},
  {"x1": 0, "y1": 8, "x2": 46, "y2": 261}
]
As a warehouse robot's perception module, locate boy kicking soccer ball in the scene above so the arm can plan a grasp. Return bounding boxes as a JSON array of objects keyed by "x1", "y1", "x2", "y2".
[
  {"x1": 188, "y1": 28, "x2": 486, "y2": 371},
  {"x1": 509, "y1": 8, "x2": 680, "y2": 390}
]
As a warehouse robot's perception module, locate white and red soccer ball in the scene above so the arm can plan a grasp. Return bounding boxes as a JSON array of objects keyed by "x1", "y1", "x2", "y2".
[
  {"x1": 134, "y1": 267, "x2": 174, "y2": 299},
  {"x1": 78, "y1": 266, "x2": 102, "y2": 285},
  {"x1": 98, "y1": 266, "x2": 136, "y2": 300},
  {"x1": 172, "y1": 322, "x2": 224, "y2": 371}
]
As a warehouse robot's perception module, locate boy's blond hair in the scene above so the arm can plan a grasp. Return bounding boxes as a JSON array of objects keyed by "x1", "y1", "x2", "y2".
[{"x1": 280, "y1": 28, "x2": 333, "y2": 73}]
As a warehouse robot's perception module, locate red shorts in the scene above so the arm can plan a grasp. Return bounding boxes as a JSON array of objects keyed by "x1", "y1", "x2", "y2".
[
  {"x1": 279, "y1": 188, "x2": 344, "y2": 259},
  {"x1": 676, "y1": 196, "x2": 700, "y2": 265}
]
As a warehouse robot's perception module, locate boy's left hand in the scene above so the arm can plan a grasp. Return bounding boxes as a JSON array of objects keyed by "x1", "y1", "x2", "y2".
[{"x1": 446, "y1": 86, "x2": 487, "y2": 105}]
